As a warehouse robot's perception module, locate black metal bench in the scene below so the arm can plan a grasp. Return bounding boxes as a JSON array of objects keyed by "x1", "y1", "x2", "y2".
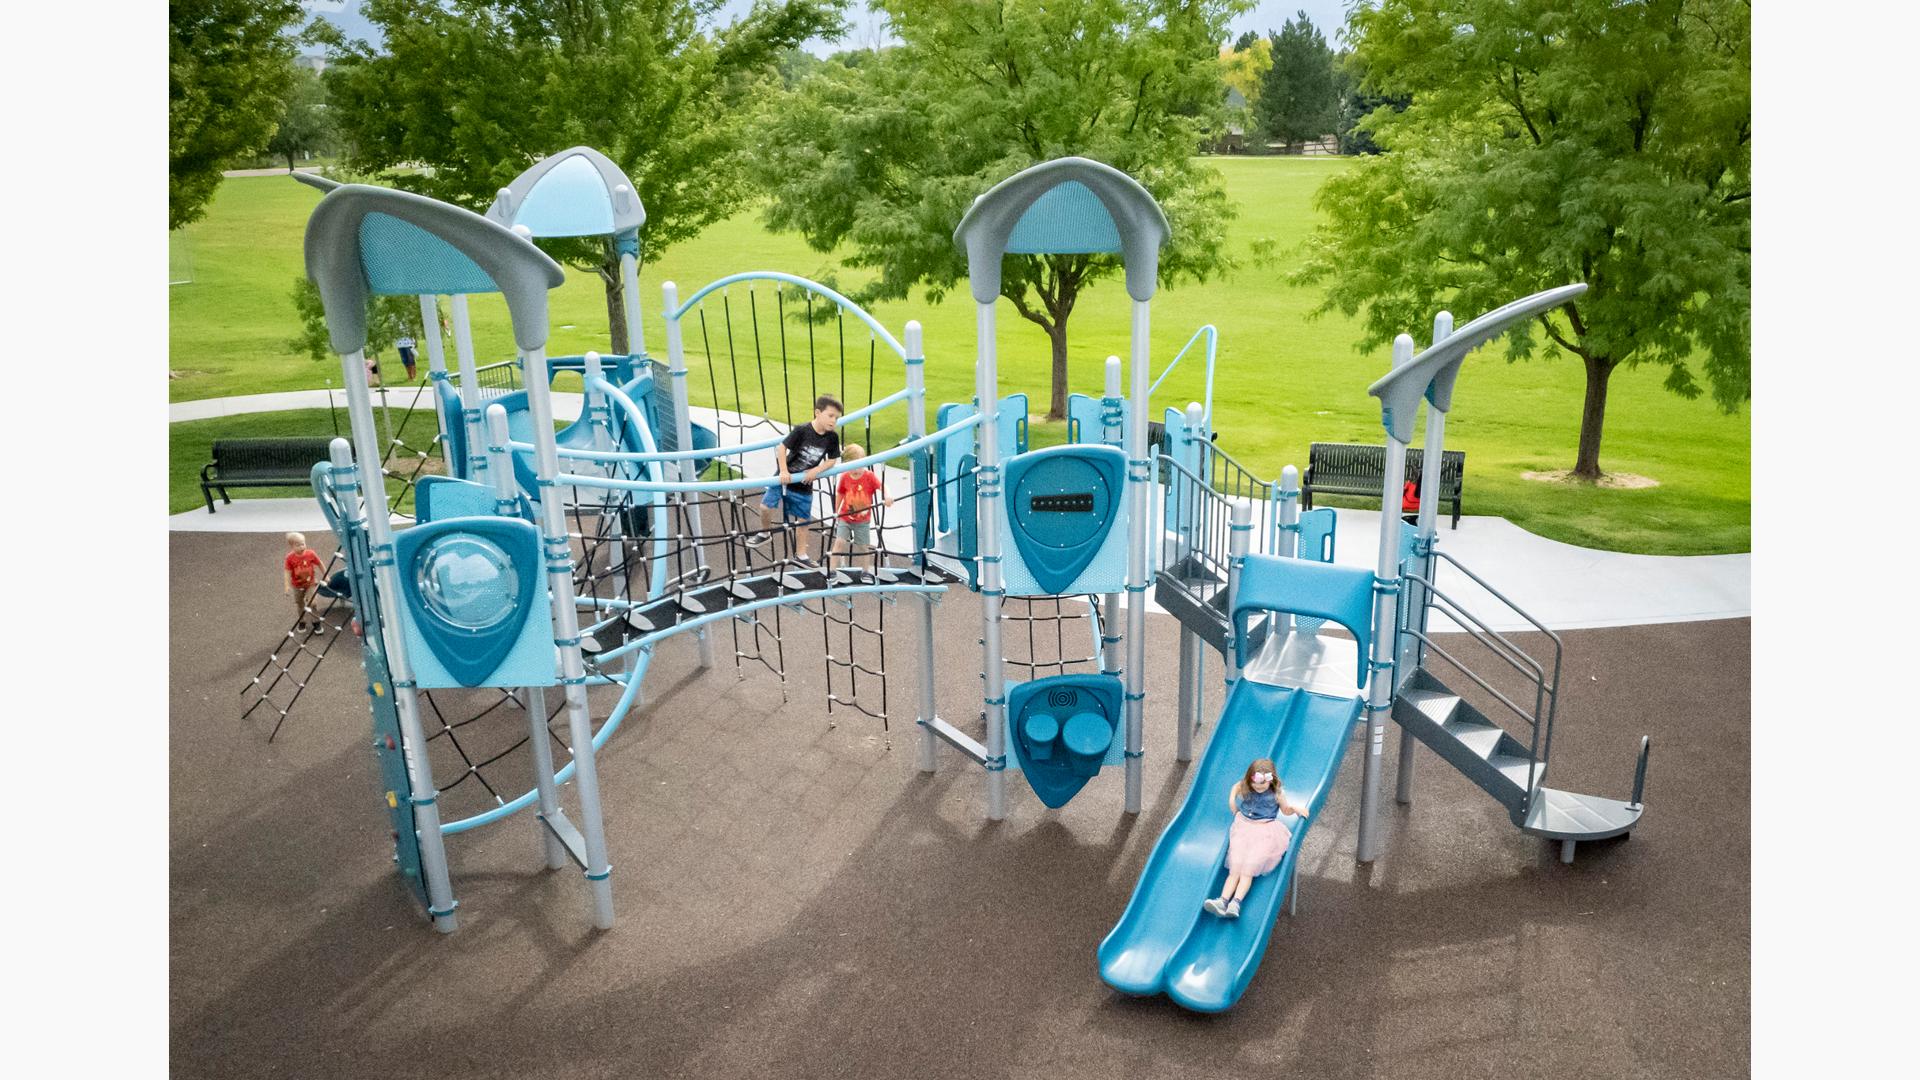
[
  {"x1": 200, "y1": 437, "x2": 337, "y2": 513},
  {"x1": 1303, "y1": 442, "x2": 1465, "y2": 528}
]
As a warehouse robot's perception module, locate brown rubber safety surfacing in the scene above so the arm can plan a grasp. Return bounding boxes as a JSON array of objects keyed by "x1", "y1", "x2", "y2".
[{"x1": 171, "y1": 529, "x2": 1748, "y2": 1080}]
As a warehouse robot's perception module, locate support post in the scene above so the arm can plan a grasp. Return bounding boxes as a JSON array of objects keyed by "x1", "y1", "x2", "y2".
[
  {"x1": 661, "y1": 281, "x2": 714, "y2": 669},
  {"x1": 1122, "y1": 301, "x2": 1152, "y2": 814},
  {"x1": 1396, "y1": 312, "x2": 1451, "y2": 807},
  {"x1": 617, "y1": 234, "x2": 645, "y2": 358},
  {"x1": 903, "y1": 321, "x2": 942, "y2": 775},
  {"x1": 418, "y1": 295, "x2": 449, "y2": 442},
  {"x1": 1225, "y1": 502, "x2": 1252, "y2": 686},
  {"x1": 1358, "y1": 334, "x2": 1416, "y2": 864},
  {"x1": 449, "y1": 294, "x2": 488, "y2": 480},
  {"x1": 1276, "y1": 465, "x2": 1300, "y2": 641},
  {"x1": 1175, "y1": 625, "x2": 1199, "y2": 762},
  {"x1": 523, "y1": 345, "x2": 616, "y2": 929},
  {"x1": 1099, "y1": 356, "x2": 1124, "y2": 675},
  {"x1": 488, "y1": 404, "x2": 569, "y2": 871},
  {"x1": 336, "y1": 351, "x2": 459, "y2": 932},
  {"x1": 975, "y1": 303, "x2": 1008, "y2": 820}
]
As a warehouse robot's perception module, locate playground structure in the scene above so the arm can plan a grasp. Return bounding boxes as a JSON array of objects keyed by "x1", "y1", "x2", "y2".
[{"x1": 268, "y1": 148, "x2": 1652, "y2": 1011}]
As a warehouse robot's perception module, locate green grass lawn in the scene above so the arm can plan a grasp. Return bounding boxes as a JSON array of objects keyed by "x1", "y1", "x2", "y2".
[{"x1": 168, "y1": 158, "x2": 1749, "y2": 553}]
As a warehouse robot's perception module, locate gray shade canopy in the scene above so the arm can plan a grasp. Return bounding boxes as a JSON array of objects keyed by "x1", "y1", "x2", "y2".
[
  {"x1": 486, "y1": 145, "x2": 646, "y2": 240},
  {"x1": 305, "y1": 184, "x2": 566, "y2": 355},
  {"x1": 1367, "y1": 283, "x2": 1589, "y2": 443},
  {"x1": 953, "y1": 157, "x2": 1171, "y2": 304}
]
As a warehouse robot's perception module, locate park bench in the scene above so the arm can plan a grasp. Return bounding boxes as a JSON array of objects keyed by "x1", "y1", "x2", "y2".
[
  {"x1": 1303, "y1": 442, "x2": 1466, "y2": 528},
  {"x1": 200, "y1": 437, "x2": 338, "y2": 513}
]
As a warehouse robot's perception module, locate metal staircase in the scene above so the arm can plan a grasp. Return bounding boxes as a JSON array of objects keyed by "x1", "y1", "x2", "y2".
[{"x1": 1392, "y1": 549, "x2": 1649, "y2": 862}]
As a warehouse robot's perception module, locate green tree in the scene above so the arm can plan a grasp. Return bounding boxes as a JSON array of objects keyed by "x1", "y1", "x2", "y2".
[
  {"x1": 1295, "y1": 0, "x2": 1750, "y2": 480},
  {"x1": 1253, "y1": 11, "x2": 1338, "y2": 152},
  {"x1": 317, "y1": 0, "x2": 846, "y2": 355},
  {"x1": 266, "y1": 62, "x2": 333, "y2": 170},
  {"x1": 289, "y1": 278, "x2": 425, "y2": 366},
  {"x1": 756, "y1": 0, "x2": 1245, "y2": 420},
  {"x1": 170, "y1": 0, "x2": 305, "y2": 229},
  {"x1": 1221, "y1": 35, "x2": 1272, "y2": 112}
]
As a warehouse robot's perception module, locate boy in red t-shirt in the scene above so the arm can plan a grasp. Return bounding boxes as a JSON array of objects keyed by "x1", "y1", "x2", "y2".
[
  {"x1": 283, "y1": 531, "x2": 325, "y2": 632},
  {"x1": 830, "y1": 444, "x2": 893, "y2": 566}
]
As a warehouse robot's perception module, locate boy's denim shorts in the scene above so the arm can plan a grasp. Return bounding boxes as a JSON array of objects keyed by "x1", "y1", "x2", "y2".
[{"x1": 762, "y1": 485, "x2": 813, "y2": 521}]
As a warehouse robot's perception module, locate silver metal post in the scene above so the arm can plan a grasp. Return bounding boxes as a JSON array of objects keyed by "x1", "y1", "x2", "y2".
[
  {"x1": 418, "y1": 294, "x2": 448, "y2": 441},
  {"x1": 1358, "y1": 334, "x2": 1415, "y2": 863},
  {"x1": 1175, "y1": 626, "x2": 1198, "y2": 762},
  {"x1": 903, "y1": 321, "x2": 941, "y2": 774},
  {"x1": 449, "y1": 294, "x2": 488, "y2": 479},
  {"x1": 1123, "y1": 301, "x2": 1152, "y2": 814},
  {"x1": 487, "y1": 404, "x2": 568, "y2": 870},
  {"x1": 618, "y1": 245, "x2": 644, "y2": 358},
  {"x1": 1225, "y1": 502, "x2": 1252, "y2": 686},
  {"x1": 975, "y1": 303, "x2": 1008, "y2": 820},
  {"x1": 1396, "y1": 312, "x2": 1451, "y2": 807},
  {"x1": 1277, "y1": 465, "x2": 1300, "y2": 640},
  {"x1": 1100, "y1": 356, "x2": 1124, "y2": 674},
  {"x1": 661, "y1": 281, "x2": 714, "y2": 669},
  {"x1": 524, "y1": 345, "x2": 616, "y2": 928},
  {"x1": 337, "y1": 351, "x2": 459, "y2": 932}
]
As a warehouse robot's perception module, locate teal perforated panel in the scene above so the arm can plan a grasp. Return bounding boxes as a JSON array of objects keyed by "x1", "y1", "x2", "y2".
[
  {"x1": 358, "y1": 212, "x2": 499, "y2": 296},
  {"x1": 1006, "y1": 181, "x2": 1123, "y2": 254}
]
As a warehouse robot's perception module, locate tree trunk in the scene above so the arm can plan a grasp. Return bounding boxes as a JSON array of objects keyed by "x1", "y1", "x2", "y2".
[
  {"x1": 1572, "y1": 355, "x2": 1617, "y2": 480},
  {"x1": 601, "y1": 268, "x2": 628, "y2": 356},
  {"x1": 1048, "y1": 320, "x2": 1070, "y2": 420}
]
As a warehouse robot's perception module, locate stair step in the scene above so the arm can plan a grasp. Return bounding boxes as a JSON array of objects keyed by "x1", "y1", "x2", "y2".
[
  {"x1": 1521, "y1": 787, "x2": 1643, "y2": 841},
  {"x1": 1488, "y1": 753, "x2": 1544, "y2": 793},
  {"x1": 1440, "y1": 718, "x2": 1507, "y2": 758},
  {"x1": 1399, "y1": 688, "x2": 1461, "y2": 727}
]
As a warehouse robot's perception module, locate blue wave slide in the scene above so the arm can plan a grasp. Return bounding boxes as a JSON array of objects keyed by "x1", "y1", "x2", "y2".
[{"x1": 1098, "y1": 679, "x2": 1362, "y2": 1012}]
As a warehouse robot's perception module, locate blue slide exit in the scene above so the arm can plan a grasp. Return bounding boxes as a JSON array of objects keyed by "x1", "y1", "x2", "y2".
[{"x1": 1098, "y1": 679, "x2": 1361, "y2": 1012}]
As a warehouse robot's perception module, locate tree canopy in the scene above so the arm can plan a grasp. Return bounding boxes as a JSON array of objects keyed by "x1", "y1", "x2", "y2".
[
  {"x1": 1295, "y1": 0, "x2": 1750, "y2": 479},
  {"x1": 316, "y1": 0, "x2": 845, "y2": 353},
  {"x1": 1253, "y1": 11, "x2": 1339, "y2": 151},
  {"x1": 169, "y1": 0, "x2": 304, "y2": 229},
  {"x1": 267, "y1": 62, "x2": 333, "y2": 171},
  {"x1": 755, "y1": 0, "x2": 1245, "y2": 419}
]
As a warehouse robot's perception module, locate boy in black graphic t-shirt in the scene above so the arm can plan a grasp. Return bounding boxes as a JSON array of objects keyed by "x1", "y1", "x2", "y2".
[{"x1": 748, "y1": 395, "x2": 842, "y2": 560}]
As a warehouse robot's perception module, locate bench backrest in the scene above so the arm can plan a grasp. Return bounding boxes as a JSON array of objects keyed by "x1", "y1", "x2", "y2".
[
  {"x1": 1309, "y1": 442, "x2": 1463, "y2": 492},
  {"x1": 211, "y1": 438, "x2": 338, "y2": 473}
]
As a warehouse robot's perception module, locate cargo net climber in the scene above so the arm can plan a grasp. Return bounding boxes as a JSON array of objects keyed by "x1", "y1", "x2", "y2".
[
  {"x1": 239, "y1": 274, "x2": 973, "y2": 825},
  {"x1": 239, "y1": 374, "x2": 469, "y2": 742}
]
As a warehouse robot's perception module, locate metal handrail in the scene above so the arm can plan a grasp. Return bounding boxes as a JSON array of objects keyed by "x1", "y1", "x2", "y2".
[
  {"x1": 1399, "y1": 627, "x2": 1542, "y2": 735},
  {"x1": 1429, "y1": 548, "x2": 1565, "y2": 770},
  {"x1": 1401, "y1": 547, "x2": 1566, "y2": 797},
  {"x1": 1148, "y1": 324, "x2": 1217, "y2": 425},
  {"x1": 1402, "y1": 570, "x2": 1547, "y2": 686}
]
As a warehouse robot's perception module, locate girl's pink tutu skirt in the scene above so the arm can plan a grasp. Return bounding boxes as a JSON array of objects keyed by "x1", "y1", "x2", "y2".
[{"x1": 1225, "y1": 814, "x2": 1292, "y2": 877}]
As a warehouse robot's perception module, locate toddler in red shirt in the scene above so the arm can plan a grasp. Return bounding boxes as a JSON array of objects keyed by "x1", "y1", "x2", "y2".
[
  {"x1": 283, "y1": 531, "x2": 325, "y2": 632},
  {"x1": 830, "y1": 444, "x2": 892, "y2": 563}
]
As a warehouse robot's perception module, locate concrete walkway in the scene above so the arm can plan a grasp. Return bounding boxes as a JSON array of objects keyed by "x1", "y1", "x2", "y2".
[
  {"x1": 170, "y1": 390, "x2": 1747, "y2": 631},
  {"x1": 171, "y1": 496, "x2": 1746, "y2": 632}
]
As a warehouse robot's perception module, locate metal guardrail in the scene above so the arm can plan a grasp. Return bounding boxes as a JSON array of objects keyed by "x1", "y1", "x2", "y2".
[{"x1": 1397, "y1": 548, "x2": 1564, "y2": 797}]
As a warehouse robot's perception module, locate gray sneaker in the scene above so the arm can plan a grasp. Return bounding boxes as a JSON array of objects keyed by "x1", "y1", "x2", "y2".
[
  {"x1": 1202, "y1": 897, "x2": 1226, "y2": 917},
  {"x1": 1223, "y1": 899, "x2": 1241, "y2": 919}
]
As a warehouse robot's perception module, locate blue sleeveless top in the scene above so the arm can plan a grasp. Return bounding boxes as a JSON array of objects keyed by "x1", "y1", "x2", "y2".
[{"x1": 1238, "y1": 788, "x2": 1280, "y2": 821}]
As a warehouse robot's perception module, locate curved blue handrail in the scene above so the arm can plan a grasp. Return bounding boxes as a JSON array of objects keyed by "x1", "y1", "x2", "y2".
[
  {"x1": 1148, "y1": 324, "x2": 1216, "y2": 426},
  {"x1": 548, "y1": 414, "x2": 982, "y2": 494},
  {"x1": 667, "y1": 271, "x2": 909, "y2": 359}
]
